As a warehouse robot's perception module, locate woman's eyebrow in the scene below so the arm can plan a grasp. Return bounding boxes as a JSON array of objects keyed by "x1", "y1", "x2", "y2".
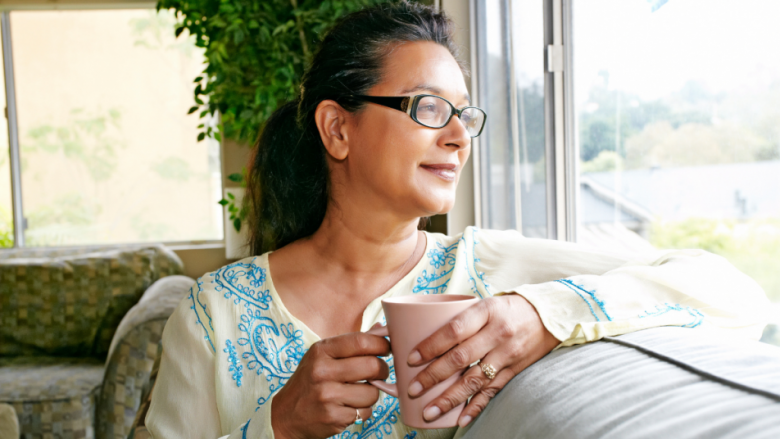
[
  {"x1": 401, "y1": 84, "x2": 442, "y2": 95},
  {"x1": 400, "y1": 84, "x2": 471, "y2": 104}
]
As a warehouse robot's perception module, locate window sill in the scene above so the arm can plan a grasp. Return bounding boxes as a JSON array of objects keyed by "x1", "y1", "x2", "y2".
[{"x1": 0, "y1": 240, "x2": 225, "y2": 253}]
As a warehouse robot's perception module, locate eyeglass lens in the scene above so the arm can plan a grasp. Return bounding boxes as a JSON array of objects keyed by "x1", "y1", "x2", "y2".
[{"x1": 414, "y1": 96, "x2": 485, "y2": 137}]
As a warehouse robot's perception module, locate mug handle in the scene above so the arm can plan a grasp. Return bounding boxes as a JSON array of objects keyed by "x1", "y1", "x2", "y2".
[{"x1": 365, "y1": 325, "x2": 398, "y2": 398}]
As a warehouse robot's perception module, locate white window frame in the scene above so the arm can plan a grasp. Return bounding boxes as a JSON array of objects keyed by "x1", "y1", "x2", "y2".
[{"x1": 0, "y1": 1, "x2": 226, "y2": 250}]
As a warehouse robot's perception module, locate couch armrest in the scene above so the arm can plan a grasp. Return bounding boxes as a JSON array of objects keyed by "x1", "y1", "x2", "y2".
[
  {"x1": 95, "y1": 275, "x2": 194, "y2": 439},
  {"x1": 126, "y1": 342, "x2": 162, "y2": 439}
]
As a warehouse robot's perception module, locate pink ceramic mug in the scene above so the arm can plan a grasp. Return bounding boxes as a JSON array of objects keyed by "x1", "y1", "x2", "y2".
[{"x1": 366, "y1": 294, "x2": 480, "y2": 429}]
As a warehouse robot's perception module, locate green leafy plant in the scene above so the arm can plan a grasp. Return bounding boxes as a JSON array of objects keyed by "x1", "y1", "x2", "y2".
[{"x1": 218, "y1": 172, "x2": 248, "y2": 232}]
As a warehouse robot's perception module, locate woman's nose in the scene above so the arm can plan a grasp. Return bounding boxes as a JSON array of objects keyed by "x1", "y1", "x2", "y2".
[{"x1": 443, "y1": 114, "x2": 472, "y2": 148}]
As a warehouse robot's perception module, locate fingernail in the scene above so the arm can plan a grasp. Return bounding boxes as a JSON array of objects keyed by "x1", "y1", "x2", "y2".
[
  {"x1": 408, "y1": 350, "x2": 422, "y2": 365},
  {"x1": 458, "y1": 415, "x2": 472, "y2": 428},
  {"x1": 408, "y1": 381, "x2": 423, "y2": 397},
  {"x1": 423, "y1": 406, "x2": 441, "y2": 421}
]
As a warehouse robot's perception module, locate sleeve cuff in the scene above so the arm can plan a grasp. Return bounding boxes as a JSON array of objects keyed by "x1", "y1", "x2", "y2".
[
  {"x1": 502, "y1": 279, "x2": 600, "y2": 344},
  {"x1": 500, "y1": 278, "x2": 644, "y2": 347}
]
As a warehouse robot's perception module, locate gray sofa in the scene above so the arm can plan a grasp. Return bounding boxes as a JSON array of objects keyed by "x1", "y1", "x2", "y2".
[{"x1": 458, "y1": 327, "x2": 780, "y2": 438}]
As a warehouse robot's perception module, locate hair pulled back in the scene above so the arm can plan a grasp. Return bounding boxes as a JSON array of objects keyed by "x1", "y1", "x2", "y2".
[{"x1": 246, "y1": 1, "x2": 464, "y2": 255}]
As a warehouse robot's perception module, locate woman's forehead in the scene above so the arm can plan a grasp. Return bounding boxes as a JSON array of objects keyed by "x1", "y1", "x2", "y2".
[
  {"x1": 400, "y1": 83, "x2": 471, "y2": 104},
  {"x1": 374, "y1": 41, "x2": 469, "y2": 103}
]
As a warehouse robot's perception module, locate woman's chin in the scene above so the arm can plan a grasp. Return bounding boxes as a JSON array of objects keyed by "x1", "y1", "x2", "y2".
[{"x1": 416, "y1": 193, "x2": 456, "y2": 217}]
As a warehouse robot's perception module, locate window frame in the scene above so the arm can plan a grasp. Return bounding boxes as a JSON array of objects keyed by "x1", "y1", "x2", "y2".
[
  {"x1": 467, "y1": 0, "x2": 578, "y2": 242},
  {"x1": 0, "y1": 2, "x2": 226, "y2": 250}
]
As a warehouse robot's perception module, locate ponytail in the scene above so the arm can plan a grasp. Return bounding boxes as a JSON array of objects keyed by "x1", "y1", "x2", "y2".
[{"x1": 246, "y1": 100, "x2": 329, "y2": 255}]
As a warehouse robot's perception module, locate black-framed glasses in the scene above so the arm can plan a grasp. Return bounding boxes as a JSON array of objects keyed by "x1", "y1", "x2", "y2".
[{"x1": 346, "y1": 94, "x2": 487, "y2": 138}]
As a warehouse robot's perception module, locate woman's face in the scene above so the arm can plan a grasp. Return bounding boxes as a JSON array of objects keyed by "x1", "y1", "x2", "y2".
[{"x1": 336, "y1": 41, "x2": 472, "y2": 220}]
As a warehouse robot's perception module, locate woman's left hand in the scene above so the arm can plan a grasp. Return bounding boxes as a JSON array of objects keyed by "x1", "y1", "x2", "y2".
[{"x1": 405, "y1": 294, "x2": 559, "y2": 428}]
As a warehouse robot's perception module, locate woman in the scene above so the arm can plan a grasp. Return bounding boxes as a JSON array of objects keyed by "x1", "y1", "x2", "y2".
[{"x1": 145, "y1": 2, "x2": 769, "y2": 438}]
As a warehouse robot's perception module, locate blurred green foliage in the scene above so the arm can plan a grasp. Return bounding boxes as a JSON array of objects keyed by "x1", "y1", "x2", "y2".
[
  {"x1": 24, "y1": 108, "x2": 125, "y2": 182},
  {"x1": 650, "y1": 217, "x2": 734, "y2": 254},
  {"x1": 130, "y1": 9, "x2": 199, "y2": 56},
  {"x1": 651, "y1": 218, "x2": 780, "y2": 302},
  {"x1": 152, "y1": 156, "x2": 193, "y2": 182},
  {"x1": 580, "y1": 150, "x2": 622, "y2": 174},
  {"x1": 580, "y1": 75, "x2": 780, "y2": 170},
  {"x1": 25, "y1": 193, "x2": 100, "y2": 247},
  {"x1": 156, "y1": 0, "x2": 389, "y2": 145},
  {"x1": 0, "y1": 207, "x2": 12, "y2": 248}
]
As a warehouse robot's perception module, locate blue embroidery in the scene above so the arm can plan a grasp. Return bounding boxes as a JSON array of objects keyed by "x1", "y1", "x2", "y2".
[
  {"x1": 212, "y1": 259, "x2": 307, "y2": 405},
  {"x1": 224, "y1": 339, "x2": 243, "y2": 387},
  {"x1": 329, "y1": 359, "x2": 415, "y2": 439},
  {"x1": 555, "y1": 279, "x2": 612, "y2": 322},
  {"x1": 213, "y1": 260, "x2": 272, "y2": 310},
  {"x1": 330, "y1": 393, "x2": 398, "y2": 438},
  {"x1": 189, "y1": 280, "x2": 216, "y2": 353},
  {"x1": 237, "y1": 306, "x2": 306, "y2": 405},
  {"x1": 461, "y1": 228, "x2": 490, "y2": 298},
  {"x1": 413, "y1": 242, "x2": 458, "y2": 294},
  {"x1": 639, "y1": 303, "x2": 704, "y2": 328},
  {"x1": 240, "y1": 419, "x2": 250, "y2": 439}
]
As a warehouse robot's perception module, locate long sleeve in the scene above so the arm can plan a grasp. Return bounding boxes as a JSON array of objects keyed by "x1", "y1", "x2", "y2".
[
  {"x1": 468, "y1": 228, "x2": 770, "y2": 346},
  {"x1": 145, "y1": 285, "x2": 277, "y2": 439}
]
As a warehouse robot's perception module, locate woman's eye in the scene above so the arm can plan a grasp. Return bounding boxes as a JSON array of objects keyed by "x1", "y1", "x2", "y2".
[{"x1": 418, "y1": 105, "x2": 438, "y2": 113}]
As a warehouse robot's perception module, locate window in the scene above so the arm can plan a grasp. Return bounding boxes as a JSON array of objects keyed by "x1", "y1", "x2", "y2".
[
  {"x1": 0, "y1": 8, "x2": 222, "y2": 248},
  {"x1": 475, "y1": 0, "x2": 779, "y2": 345},
  {"x1": 474, "y1": 0, "x2": 549, "y2": 237},
  {"x1": 573, "y1": 0, "x2": 780, "y2": 343},
  {"x1": 0, "y1": 48, "x2": 10, "y2": 248}
]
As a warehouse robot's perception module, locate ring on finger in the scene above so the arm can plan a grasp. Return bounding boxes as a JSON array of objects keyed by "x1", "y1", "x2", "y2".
[
  {"x1": 355, "y1": 409, "x2": 363, "y2": 426},
  {"x1": 480, "y1": 361, "x2": 498, "y2": 380}
]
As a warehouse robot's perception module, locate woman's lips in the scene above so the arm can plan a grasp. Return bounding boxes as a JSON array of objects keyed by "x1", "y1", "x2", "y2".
[{"x1": 421, "y1": 164, "x2": 457, "y2": 182}]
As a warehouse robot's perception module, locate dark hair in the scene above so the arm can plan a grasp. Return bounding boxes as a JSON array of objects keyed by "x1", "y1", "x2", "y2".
[{"x1": 246, "y1": 1, "x2": 464, "y2": 255}]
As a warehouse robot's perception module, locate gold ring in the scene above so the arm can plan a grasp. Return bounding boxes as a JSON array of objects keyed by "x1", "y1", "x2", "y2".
[
  {"x1": 480, "y1": 362, "x2": 497, "y2": 380},
  {"x1": 355, "y1": 408, "x2": 363, "y2": 426}
]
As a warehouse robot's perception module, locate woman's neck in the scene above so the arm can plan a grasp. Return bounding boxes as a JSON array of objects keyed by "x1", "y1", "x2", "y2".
[
  {"x1": 268, "y1": 206, "x2": 426, "y2": 338},
  {"x1": 307, "y1": 207, "x2": 422, "y2": 276}
]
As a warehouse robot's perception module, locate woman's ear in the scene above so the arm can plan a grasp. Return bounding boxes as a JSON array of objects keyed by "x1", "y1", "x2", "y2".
[{"x1": 315, "y1": 100, "x2": 350, "y2": 161}]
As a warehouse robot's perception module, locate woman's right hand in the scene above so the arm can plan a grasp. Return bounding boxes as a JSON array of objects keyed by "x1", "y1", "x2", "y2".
[{"x1": 271, "y1": 330, "x2": 391, "y2": 439}]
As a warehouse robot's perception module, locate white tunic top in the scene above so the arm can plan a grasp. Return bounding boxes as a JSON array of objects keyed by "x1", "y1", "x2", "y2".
[{"x1": 146, "y1": 227, "x2": 769, "y2": 439}]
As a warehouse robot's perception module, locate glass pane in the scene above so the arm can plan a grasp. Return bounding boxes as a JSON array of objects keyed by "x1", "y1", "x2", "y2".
[
  {"x1": 476, "y1": 0, "x2": 515, "y2": 230},
  {"x1": 574, "y1": 0, "x2": 780, "y2": 345},
  {"x1": 511, "y1": 0, "x2": 547, "y2": 238},
  {"x1": 476, "y1": 0, "x2": 548, "y2": 236},
  {"x1": 11, "y1": 9, "x2": 222, "y2": 246},
  {"x1": 0, "y1": 19, "x2": 11, "y2": 248}
]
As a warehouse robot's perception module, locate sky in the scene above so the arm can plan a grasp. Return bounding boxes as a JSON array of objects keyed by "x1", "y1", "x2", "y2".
[{"x1": 574, "y1": 0, "x2": 780, "y2": 103}]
